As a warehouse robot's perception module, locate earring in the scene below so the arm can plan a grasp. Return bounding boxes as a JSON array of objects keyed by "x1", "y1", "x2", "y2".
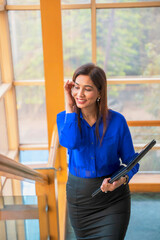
[{"x1": 97, "y1": 97, "x2": 101, "y2": 102}]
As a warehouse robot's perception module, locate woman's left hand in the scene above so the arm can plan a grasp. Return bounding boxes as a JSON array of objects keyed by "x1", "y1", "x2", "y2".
[{"x1": 100, "y1": 177, "x2": 126, "y2": 193}]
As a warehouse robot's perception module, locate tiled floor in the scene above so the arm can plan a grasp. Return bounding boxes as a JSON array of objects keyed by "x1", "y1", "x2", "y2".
[{"x1": 66, "y1": 193, "x2": 160, "y2": 240}]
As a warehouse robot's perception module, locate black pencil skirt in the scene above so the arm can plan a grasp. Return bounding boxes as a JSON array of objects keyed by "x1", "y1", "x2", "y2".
[{"x1": 66, "y1": 173, "x2": 131, "y2": 240}]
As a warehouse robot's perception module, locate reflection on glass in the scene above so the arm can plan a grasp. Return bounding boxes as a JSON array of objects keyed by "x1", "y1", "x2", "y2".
[
  {"x1": 16, "y1": 86, "x2": 48, "y2": 144},
  {"x1": 97, "y1": 8, "x2": 160, "y2": 77},
  {"x1": 62, "y1": 9, "x2": 92, "y2": 77},
  {"x1": 8, "y1": 11, "x2": 43, "y2": 80},
  {"x1": 62, "y1": 0, "x2": 90, "y2": 3},
  {"x1": 0, "y1": 99, "x2": 8, "y2": 155},
  {"x1": 7, "y1": 0, "x2": 39, "y2": 5},
  {"x1": 108, "y1": 83, "x2": 160, "y2": 121}
]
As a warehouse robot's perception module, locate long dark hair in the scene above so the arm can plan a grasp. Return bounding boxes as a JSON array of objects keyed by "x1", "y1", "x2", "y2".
[{"x1": 72, "y1": 63, "x2": 108, "y2": 142}]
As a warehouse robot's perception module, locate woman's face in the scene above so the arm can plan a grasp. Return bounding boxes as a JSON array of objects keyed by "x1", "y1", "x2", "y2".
[{"x1": 72, "y1": 75, "x2": 100, "y2": 111}]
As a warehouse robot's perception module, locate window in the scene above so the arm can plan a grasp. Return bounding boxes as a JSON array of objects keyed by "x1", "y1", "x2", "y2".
[
  {"x1": 7, "y1": 0, "x2": 40, "y2": 5},
  {"x1": 8, "y1": 10, "x2": 48, "y2": 145},
  {"x1": 16, "y1": 85, "x2": 48, "y2": 144},
  {"x1": 8, "y1": 11, "x2": 43, "y2": 81},
  {"x1": 61, "y1": 0, "x2": 160, "y2": 172},
  {"x1": 62, "y1": 9, "x2": 92, "y2": 77},
  {"x1": 97, "y1": 8, "x2": 160, "y2": 77},
  {"x1": 62, "y1": 0, "x2": 90, "y2": 4}
]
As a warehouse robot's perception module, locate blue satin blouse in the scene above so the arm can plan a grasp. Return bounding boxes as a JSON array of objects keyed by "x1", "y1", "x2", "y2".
[{"x1": 56, "y1": 109, "x2": 139, "y2": 181}]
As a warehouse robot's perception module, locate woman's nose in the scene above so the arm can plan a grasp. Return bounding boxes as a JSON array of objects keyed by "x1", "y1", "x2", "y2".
[{"x1": 78, "y1": 89, "x2": 84, "y2": 97}]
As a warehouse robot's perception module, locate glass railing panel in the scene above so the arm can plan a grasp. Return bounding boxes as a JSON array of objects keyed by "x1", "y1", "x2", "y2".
[{"x1": 0, "y1": 195, "x2": 49, "y2": 240}]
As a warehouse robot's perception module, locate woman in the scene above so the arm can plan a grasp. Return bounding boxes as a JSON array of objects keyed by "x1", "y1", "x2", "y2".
[{"x1": 57, "y1": 63, "x2": 139, "y2": 240}]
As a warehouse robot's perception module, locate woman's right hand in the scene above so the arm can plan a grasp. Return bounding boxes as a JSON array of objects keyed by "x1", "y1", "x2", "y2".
[
  {"x1": 100, "y1": 176, "x2": 127, "y2": 193},
  {"x1": 64, "y1": 80, "x2": 75, "y2": 113}
]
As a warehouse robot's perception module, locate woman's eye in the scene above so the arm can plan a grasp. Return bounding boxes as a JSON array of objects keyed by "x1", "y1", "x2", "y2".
[
  {"x1": 85, "y1": 88, "x2": 91, "y2": 91},
  {"x1": 74, "y1": 86, "x2": 79, "y2": 90}
]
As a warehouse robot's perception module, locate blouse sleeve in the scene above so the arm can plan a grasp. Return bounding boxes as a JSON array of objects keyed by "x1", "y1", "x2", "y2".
[
  {"x1": 56, "y1": 111, "x2": 81, "y2": 150},
  {"x1": 118, "y1": 116, "x2": 140, "y2": 182}
]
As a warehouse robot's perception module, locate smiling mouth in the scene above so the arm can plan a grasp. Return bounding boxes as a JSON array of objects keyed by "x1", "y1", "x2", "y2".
[{"x1": 76, "y1": 98, "x2": 87, "y2": 104}]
